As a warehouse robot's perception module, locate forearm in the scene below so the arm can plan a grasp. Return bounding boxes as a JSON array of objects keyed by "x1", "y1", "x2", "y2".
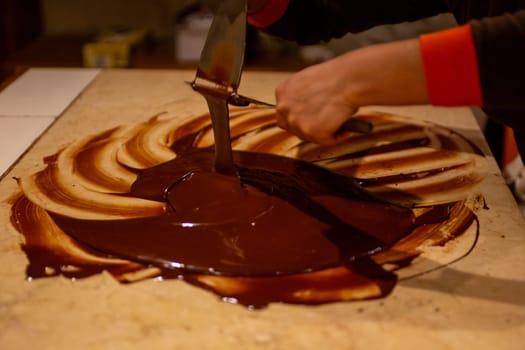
[
  {"x1": 273, "y1": 38, "x2": 429, "y2": 145},
  {"x1": 336, "y1": 39, "x2": 429, "y2": 107}
]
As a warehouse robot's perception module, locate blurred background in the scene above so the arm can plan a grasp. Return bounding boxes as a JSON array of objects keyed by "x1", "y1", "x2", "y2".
[
  {"x1": 1, "y1": 0, "x2": 523, "y2": 213},
  {"x1": 0, "y1": 0, "x2": 455, "y2": 78}
]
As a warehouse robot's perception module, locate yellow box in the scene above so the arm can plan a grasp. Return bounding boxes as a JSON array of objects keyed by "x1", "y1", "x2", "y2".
[{"x1": 83, "y1": 29, "x2": 147, "y2": 68}]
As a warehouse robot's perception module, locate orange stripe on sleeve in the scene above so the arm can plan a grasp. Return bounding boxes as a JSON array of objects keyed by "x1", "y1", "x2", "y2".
[
  {"x1": 248, "y1": 0, "x2": 289, "y2": 28},
  {"x1": 420, "y1": 24, "x2": 483, "y2": 106}
]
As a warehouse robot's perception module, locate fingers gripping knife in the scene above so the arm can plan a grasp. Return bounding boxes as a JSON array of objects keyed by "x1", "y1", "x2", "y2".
[{"x1": 189, "y1": 0, "x2": 373, "y2": 175}]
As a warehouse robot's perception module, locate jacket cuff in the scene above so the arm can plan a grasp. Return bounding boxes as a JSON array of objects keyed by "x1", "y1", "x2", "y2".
[
  {"x1": 420, "y1": 24, "x2": 483, "y2": 106},
  {"x1": 247, "y1": 0, "x2": 289, "y2": 28}
]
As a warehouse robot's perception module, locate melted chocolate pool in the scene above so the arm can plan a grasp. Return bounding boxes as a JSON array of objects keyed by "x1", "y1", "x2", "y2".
[
  {"x1": 51, "y1": 133, "x2": 416, "y2": 277},
  {"x1": 12, "y1": 110, "x2": 480, "y2": 308}
]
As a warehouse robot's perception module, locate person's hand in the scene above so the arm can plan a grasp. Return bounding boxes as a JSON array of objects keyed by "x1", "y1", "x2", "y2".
[
  {"x1": 275, "y1": 58, "x2": 360, "y2": 145},
  {"x1": 275, "y1": 38, "x2": 430, "y2": 145}
]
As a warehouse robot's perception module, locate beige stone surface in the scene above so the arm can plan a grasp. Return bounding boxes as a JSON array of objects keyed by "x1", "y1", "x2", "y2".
[{"x1": 1, "y1": 70, "x2": 524, "y2": 350}]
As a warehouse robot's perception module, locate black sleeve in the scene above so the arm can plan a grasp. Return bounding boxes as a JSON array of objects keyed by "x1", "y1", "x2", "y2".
[
  {"x1": 263, "y1": 0, "x2": 450, "y2": 44},
  {"x1": 471, "y1": 10, "x2": 525, "y2": 109}
]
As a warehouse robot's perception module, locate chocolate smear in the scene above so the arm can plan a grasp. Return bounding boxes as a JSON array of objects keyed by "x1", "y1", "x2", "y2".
[{"x1": 11, "y1": 109, "x2": 482, "y2": 308}]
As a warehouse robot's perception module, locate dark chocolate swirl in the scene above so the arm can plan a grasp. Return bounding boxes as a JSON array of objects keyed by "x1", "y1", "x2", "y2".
[{"x1": 11, "y1": 107, "x2": 485, "y2": 308}]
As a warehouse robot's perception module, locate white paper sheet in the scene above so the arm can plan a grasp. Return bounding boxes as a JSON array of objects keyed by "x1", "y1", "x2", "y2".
[
  {"x1": 0, "y1": 68, "x2": 100, "y2": 117},
  {"x1": 0, "y1": 68, "x2": 100, "y2": 175},
  {"x1": 0, "y1": 116, "x2": 55, "y2": 176}
]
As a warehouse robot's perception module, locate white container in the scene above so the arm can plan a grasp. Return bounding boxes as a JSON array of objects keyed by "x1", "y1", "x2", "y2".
[{"x1": 174, "y1": 13, "x2": 213, "y2": 63}]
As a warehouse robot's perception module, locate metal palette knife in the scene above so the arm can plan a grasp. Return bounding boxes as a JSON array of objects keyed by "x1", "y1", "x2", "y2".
[
  {"x1": 189, "y1": 0, "x2": 249, "y2": 176},
  {"x1": 189, "y1": 0, "x2": 373, "y2": 176}
]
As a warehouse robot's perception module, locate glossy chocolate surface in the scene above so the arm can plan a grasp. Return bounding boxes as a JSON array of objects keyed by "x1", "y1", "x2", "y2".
[
  {"x1": 11, "y1": 109, "x2": 482, "y2": 308},
  {"x1": 52, "y1": 133, "x2": 416, "y2": 277}
]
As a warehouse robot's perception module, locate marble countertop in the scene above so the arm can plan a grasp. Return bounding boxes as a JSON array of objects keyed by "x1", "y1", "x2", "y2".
[
  {"x1": 0, "y1": 68, "x2": 100, "y2": 178},
  {"x1": 1, "y1": 69, "x2": 524, "y2": 350}
]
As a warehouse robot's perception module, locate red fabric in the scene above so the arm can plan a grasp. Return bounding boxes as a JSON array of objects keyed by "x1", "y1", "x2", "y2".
[
  {"x1": 420, "y1": 24, "x2": 483, "y2": 106},
  {"x1": 247, "y1": 0, "x2": 289, "y2": 28}
]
